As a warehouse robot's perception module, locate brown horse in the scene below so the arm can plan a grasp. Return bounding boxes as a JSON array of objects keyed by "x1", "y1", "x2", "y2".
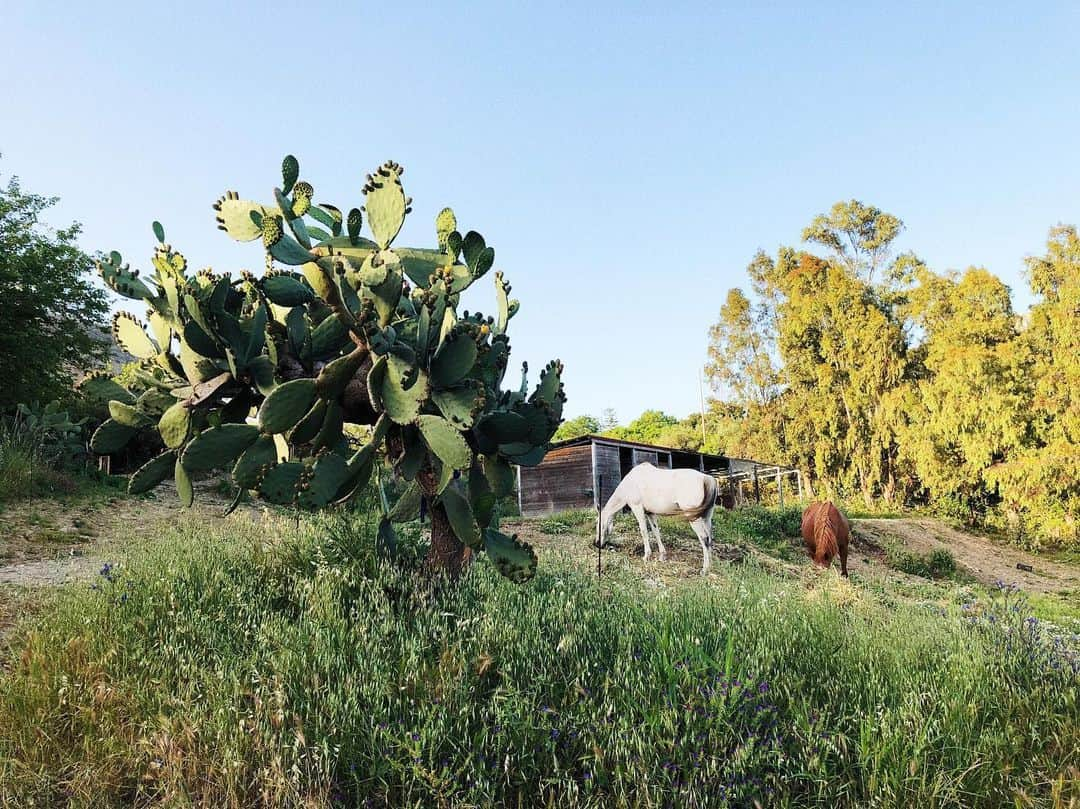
[{"x1": 800, "y1": 501, "x2": 850, "y2": 576}]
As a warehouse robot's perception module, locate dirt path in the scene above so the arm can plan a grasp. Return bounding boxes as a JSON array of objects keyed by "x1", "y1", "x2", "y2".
[
  {"x1": 0, "y1": 481, "x2": 240, "y2": 589},
  {"x1": 855, "y1": 518, "x2": 1080, "y2": 595}
]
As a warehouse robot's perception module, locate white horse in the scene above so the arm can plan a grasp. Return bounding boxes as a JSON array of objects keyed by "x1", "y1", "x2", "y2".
[{"x1": 596, "y1": 463, "x2": 718, "y2": 574}]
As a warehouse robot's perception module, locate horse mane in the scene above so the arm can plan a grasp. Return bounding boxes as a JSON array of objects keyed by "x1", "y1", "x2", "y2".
[{"x1": 813, "y1": 503, "x2": 839, "y2": 562}]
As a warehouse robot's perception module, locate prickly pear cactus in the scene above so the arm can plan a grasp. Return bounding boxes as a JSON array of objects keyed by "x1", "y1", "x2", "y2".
[{"x1": 94, "y1": 156, "x2": 564, "y2": 581}]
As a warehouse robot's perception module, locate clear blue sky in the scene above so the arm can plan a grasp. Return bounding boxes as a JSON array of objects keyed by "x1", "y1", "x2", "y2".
[{"x1": 3, "y1": 2, "x2": 1078, "y2": 423}]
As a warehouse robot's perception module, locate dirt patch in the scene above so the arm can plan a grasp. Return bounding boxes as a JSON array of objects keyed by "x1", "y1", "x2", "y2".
[
  {"x1": 0, "y1": 479, "x2": 243, "y2": 590},
  {"x1": 855, "y1": 518, "x2": 1080, "y2": 596}
]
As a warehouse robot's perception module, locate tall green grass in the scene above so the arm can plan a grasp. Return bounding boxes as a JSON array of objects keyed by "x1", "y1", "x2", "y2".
[{"x1": 0, "y1": 510, "x2": 1076, "y2": 807}]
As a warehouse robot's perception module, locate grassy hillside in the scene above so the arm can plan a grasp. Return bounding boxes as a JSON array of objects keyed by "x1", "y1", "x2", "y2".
[{"x1": 1, "y1": 506, "x2": 1076, "y2": 808}]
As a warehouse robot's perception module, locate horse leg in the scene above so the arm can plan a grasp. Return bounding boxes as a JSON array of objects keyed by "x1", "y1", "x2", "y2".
[
  {"x1": 647, "y1": 513, "x2": 667, "y2": 561},
  {"x1": 630, "y1": 504, "x2": 652, "y2": 561},
  {"x1": 690, "y1": 517, "x2": 712, "y2": 574},
  {"x1": 840, "y1": 541, "x2": 849, "y2": 577}
]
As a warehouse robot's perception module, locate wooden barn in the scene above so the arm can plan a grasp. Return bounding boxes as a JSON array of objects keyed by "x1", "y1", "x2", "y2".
[
  {"x1": 516, "y1": 435, "x2": 729, "y2": 517},
  {"x1": 516, "y1": 435, "x2": 803, "y2": 517}
]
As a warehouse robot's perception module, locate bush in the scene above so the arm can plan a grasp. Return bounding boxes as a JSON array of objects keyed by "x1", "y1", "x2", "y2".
[
  {"x1": 1, "y1": 510, "x2": 1075, "y2": 807},
  {"x1": 887, "y1": 546, "x2": 958, "y2": 579},
  {"x1": 0, "y1": 416, "x2": 79, "y2": 503}
]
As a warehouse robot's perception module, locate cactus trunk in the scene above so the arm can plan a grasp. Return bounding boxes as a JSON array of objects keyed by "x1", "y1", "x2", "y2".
[{"x1": 419, "y1": 470, "x2": 471, "y2": 576}]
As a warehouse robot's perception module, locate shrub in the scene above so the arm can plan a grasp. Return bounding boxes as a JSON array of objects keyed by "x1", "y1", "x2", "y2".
[{"x1": 887, "y1": 546, "x2": 958, "y2": 579}]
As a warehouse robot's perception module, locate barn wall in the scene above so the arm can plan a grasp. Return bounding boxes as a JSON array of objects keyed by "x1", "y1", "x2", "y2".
[
  {"x1": 519, "y1": 444, "x2": 594, "y2": 517},
  {"x1": 595, "y1": 443, "x2": 621, "y2": 508},
  {"x1": 630, "y1": 447, "x2": 656, "y2": 466}
]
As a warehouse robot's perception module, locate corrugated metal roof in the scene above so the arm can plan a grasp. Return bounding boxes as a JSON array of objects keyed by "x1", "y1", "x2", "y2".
[{"x1": 548, "y1": 434, "x2": 728, "y2": 463}]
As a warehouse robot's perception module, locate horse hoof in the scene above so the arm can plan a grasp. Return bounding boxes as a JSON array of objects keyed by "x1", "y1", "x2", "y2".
[{"x1": 659, "y1": 553, "x2": 668, "y2": 562}]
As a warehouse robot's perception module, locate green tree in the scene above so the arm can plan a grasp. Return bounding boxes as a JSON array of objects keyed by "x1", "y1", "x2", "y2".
[
  {"x1": 986, "y1": 226, "x2": 1080, "y2": 546},
  {"x1": 604, "y1": 410, "x2": 679, "y2": 444},
  {"x1": 552, "y1": 414, "x2": 600, "y2": 441},
  {"x1": 0, "y1": 170, "x2": 109, "y2": 408},
  {"x1": 801, "y1": 199, "x2": 904, "y2": 286},
  {"x1": 897, "y1": 267, "x2": 1028, "y2": 521},
  {"x1": 775, "y1": 253, "x2": 910, "y2": 503},
  {"x1": 705, "y1": 287, "x2": 779, "y2": 406}
]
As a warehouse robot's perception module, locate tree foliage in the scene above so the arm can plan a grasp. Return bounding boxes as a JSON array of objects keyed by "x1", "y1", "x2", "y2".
[
  {"x1": 705, "y1": 205, "x2": 1079, "y2": 547},
  {"x1": 0, "y1": 170, "x2": 109, "y2": 408}
]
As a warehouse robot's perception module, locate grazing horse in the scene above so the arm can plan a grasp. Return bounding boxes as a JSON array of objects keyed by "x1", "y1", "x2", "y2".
[
  {"x1": 597, "y1": 463, "x2": 718, "y2": 574},
  {"x1": 800, "y1": 501, "x2": 850, "y2": 576}
]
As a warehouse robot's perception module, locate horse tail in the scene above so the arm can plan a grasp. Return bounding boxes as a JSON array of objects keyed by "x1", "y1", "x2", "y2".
[
  {"x1": 687, "y1": 474, "x2": 718, "y2": 520},
  {"x1": 813, "y1": 502, "x2": 839, "y2": 562}
]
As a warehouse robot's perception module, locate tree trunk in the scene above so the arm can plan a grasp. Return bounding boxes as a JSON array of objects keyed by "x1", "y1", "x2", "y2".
[{"x1": 418, "y1": 470, "x2": 472, "y2": 577}]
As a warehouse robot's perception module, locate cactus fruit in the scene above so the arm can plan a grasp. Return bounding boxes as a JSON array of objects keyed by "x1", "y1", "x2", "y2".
[{"x1": 96, "y1": 155, "x2": 566, "y2": 582}]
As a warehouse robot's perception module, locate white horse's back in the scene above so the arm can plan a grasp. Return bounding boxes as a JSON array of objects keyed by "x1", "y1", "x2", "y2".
[
  {"x1": 600, "y1": 463, "x2": 718, "y2": 573},
  {"x1": 615, "y1": 463, "x2": 716, "y2": 519}
]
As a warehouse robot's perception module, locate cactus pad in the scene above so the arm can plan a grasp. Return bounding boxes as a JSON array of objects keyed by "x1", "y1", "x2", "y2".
[
  {"x1": 363, "y1": 160, "x2": 407, "y2": 249},
  {"x1": 78, "y1": 372, "x2": 135, "y2": 406},
  {"x1": 483, "y1": 528, "x2": 537, "y2": 583},
  {"x1": 232, "y1": 435, "x2": 278, "y2": 488},
  {"x1": 128, "y1": 450, "x2": 176, "y2": 494},
  {"x1": 297, "y1": 452, "x2": 351, "y2": 509},
  {"x1": 432, "y1": 382, "x2": 485, "y2": 429},
  {"x1": 108, "y1": 400, "x2": 152, "y2": 428},
  {"x1": 175, "y1": 458, "x2": 194, "y2": 507},
  {"x1": 281, "y1": 155, "x2": 300, "y2": 196},
  {"x1": 381, "y1": 357, "x2": 429, "y2": 425},
  {"x1": 263, "y1": 274, "x2": 314, "y2": 306},
  {"x1": 113, "y1": 312, "x2": 158, "y2": 359},
  {"x1": 181, "y1": 424, "x2": 260, "y2": 473},
  {"x1": 258, "y1": 461, "x2": 304, "y2": 505},
  {"x1": 258, "y1": 379, "x2": 318, "y2": 434},
  {"x1": 440, "y1": 487, "x2": 482, "y2": 549},
  {"x1": 288, "y1": 399, "x2": 327, "y2": 445},
  {"x1": 213, "y1": 192, "x2": 267, "y2": 242},
  {"x1": 483, "y1": 454, "x2": 516, "y2": 497},
  {"x1": 430, "y1": 331, "x2": 478, "y2": 388},
  {"x1": 418, "y1": 415, "x2": 471, "y2": 469},
  {"x1": 159, "y1": 401, "x2": 192, "y2": 448},
  {"x1": 90, "y1": 419, "x2": 138, "y2": 455},
  {"x1": 387, "y1": 481, "x2": 423, "y2": 523}
]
